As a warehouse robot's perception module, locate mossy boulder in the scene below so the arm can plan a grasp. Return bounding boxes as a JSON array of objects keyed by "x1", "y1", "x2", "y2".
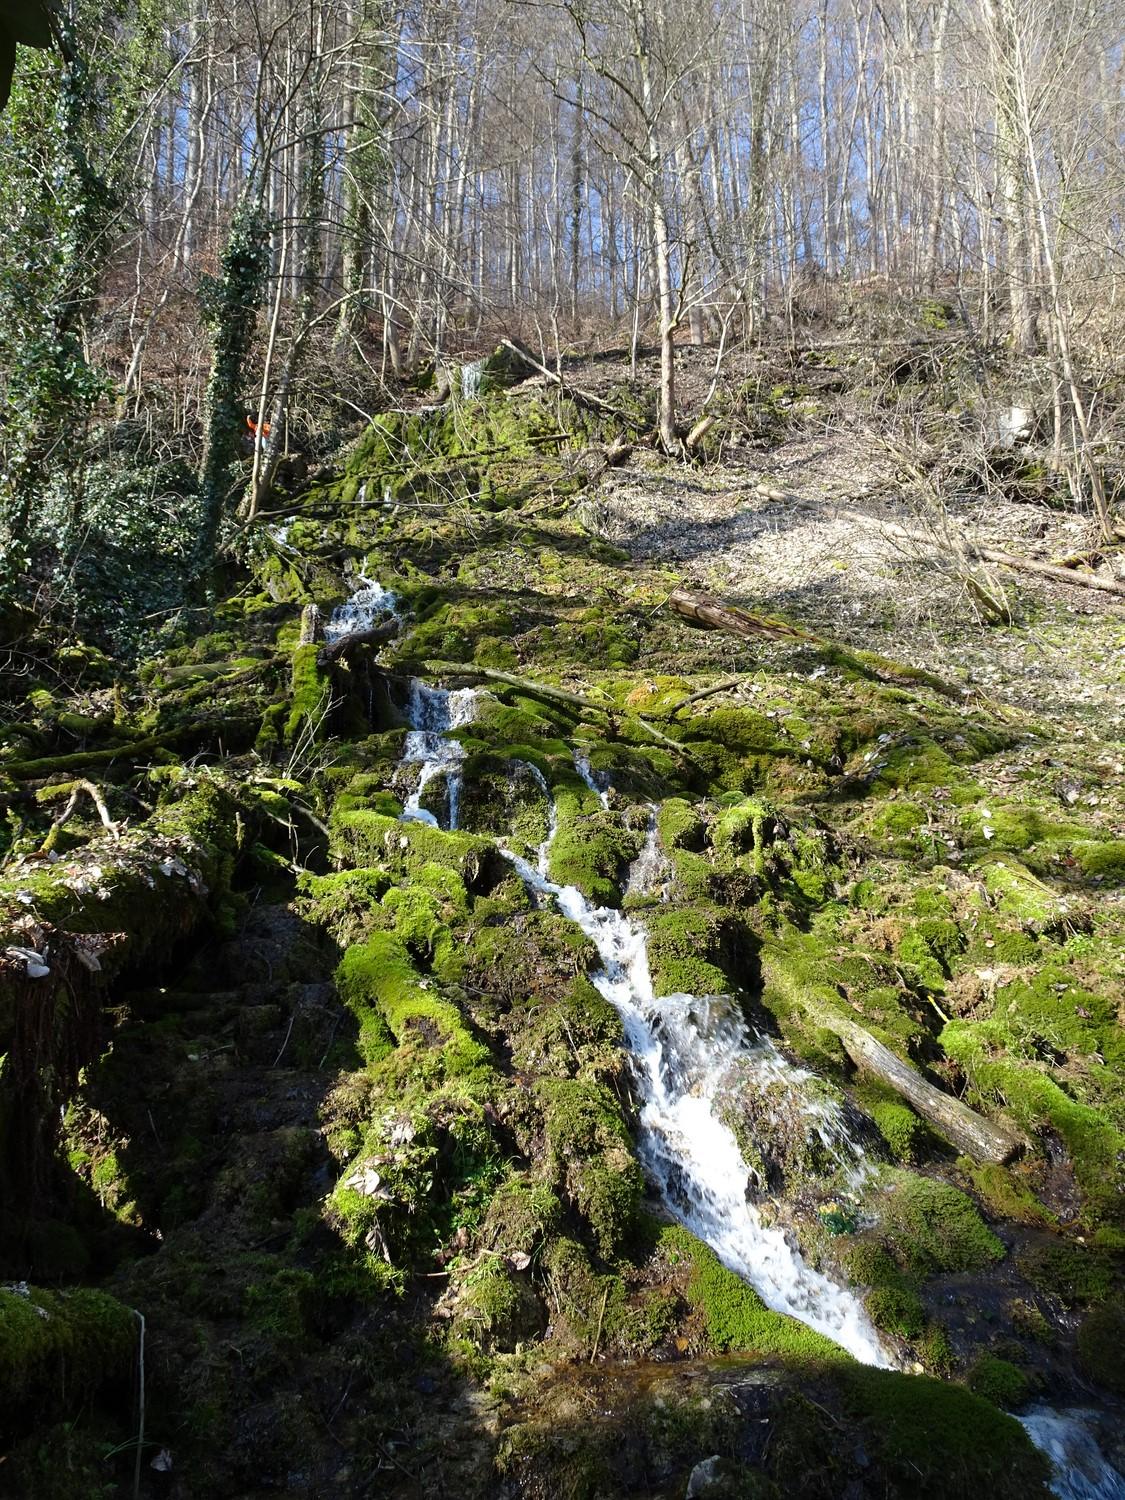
[{"x1": 0, "y1": 1285, "x2": 136, "y2": 1439}]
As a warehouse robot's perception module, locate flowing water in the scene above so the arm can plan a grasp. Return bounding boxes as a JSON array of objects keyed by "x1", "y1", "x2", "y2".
[
  {"x1": 503, "y1": 833, "x2": 890, "y2": 1365},
  {"x1": 335, "y1": 569, "x2": 1116, "y2": 1487},
  {"x1": 323, "y1": 573, "x2": 398, "y2": 644},
  {"x1": 1020, "y1": 1409, "x2": 1125, "y2": 1500},
  {"x1": 461, "y1": 358, "x2": 486, "y2": 400},
  {"x1": 398, "y1": 680, "x2": 478, "y2": 829}
]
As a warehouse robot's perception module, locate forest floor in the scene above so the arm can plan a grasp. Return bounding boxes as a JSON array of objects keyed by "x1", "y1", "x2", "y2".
[{"x1": 1, "y1": 336, "x2": 1123, "y2": 1500}]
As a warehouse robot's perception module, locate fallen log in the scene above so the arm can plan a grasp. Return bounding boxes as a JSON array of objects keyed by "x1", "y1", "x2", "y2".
[
  {"x1": 763, "y1": 953, "x2": 1023, "y2": 1163},
  {"x1": 667, "y1": 588, "x2": 971, "y2": 703},
  {"x1": 819, "y1": 1010, "x2": 1024, "y2": 1164},
  {"x1": 420, "y1": 660, "x2": 693, "y2": 757},
  {"x1": 970, "y1": 541, "x2": 1124, "y2": 598},
  {"x1": 854, "y1": 514, "x2": 1125, "y2": 600},
  {"x1": 668, "y1": 589, "x2": 808, "y2": 643}
]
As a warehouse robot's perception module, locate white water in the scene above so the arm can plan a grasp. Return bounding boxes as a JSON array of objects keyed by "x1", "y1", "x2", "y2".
[
  {"x1": 398, "y1": 679, "x2": 478, "y2": 829},
  {"x1": 574, "y1": 750, "x2": 611, "y2": 810},
  {"x1": 323, "y1": 573, "x2": 398, "y2": 644},
  {"x1": 626, "y1": 807, "x2": 673, "y2": 903},
  {"x1": 1020, "y1": 1408, "x2": 1125, "y2": 1500},
  {"x1": 461, "y1": 358, "x2": 486, "y2": 400},
  {"x1": 500, "y1": 759, "x2": 890, "y2": 1366}
]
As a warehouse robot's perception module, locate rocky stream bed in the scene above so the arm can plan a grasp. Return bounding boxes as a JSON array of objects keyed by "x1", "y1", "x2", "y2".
[{"x1": 1, "y1": 358, "x2": 1123, "y2": 1498}]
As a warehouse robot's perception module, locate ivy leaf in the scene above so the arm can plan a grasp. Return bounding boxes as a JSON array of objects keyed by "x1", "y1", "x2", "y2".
[{"x1": 0, "y1": 0, "x2": 55, "y2": 110}]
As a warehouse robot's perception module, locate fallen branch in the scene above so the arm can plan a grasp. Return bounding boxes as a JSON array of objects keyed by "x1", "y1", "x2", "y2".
[
  {"x1": 419, "y1": 660, "x2": 692, "y2": 756},
  {"x1": 37, "y1": 779, "x2": 120, "y2": 852},
  {"x1": 667, "y1": 588, "x2": 972, "y2": 703},
  {"x1": 852, "y1": 512, "x2": 1125, "y2": 600},
  {"x1": 822, "y1": 1010, "x2": 1023, "y2": 1163},
  {"x1": 499, "y1": 338, "x2": 646, "y2": 428},
  {"x1": 970, "y1": 541, "x2": 1124, "y2": 598},
  {"x1": 664, "y1": 675, "x2": 745, "y2": 715},
  {"x1": 764, "y1": 954, "x2": 1023, "y2": 1163}
]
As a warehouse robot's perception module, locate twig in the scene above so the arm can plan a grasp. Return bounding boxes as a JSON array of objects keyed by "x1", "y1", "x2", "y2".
[
  {"x1": 132, "y1": 1308, "x2": 146, "y2": 1500},
  {"x1": 665, "y1": 675, "x2": 744, "y2": 715},
  {"x1": 590, "y1": 1284, "x2": 609, "y2": 1363}
]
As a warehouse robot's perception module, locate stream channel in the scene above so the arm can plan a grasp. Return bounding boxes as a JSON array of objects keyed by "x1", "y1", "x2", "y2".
[{"x1": 326, "y1": 574, "x2": 1125, "y2": 1499}]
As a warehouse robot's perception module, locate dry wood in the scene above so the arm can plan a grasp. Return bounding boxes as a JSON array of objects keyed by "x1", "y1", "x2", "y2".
[
  {"x1": 499, "y1": 338, "x2": 645, "y2": 427},
  {"x1": 684, "y1": 414, "x2": 717, "y2": 452},
  {"x1": 863, "y1": 514, "x2": 1125, "y2": 599},
  {"x1": 667, "y1": 588, "x2": 972, "y2": 703},
  {"x1": 664, "y1": 675, "x2": 744, "y2": 714},
  {"x1": 755, "y1": 482, "x2": 799, "y2": 502},
  {"x1": 971, "y1": 541, "x2": 1124, "y2": 597},
  {"x1": 668, "y1": 588, "x2": 809, "y2": 642}
]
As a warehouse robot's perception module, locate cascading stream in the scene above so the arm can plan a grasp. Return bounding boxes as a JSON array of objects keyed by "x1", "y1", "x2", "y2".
[
  {"x1": 503, "y1": 834, "x2": 890, "y2": 1366},
  {"x1": 323, "y1": 573, "x2": 398, "y2": 644},
  {"x1": 332, "y1": 570, "x2": 1120, "y2": 1492},
  {"x1": 398, "y1": 680, "x2": 478, "y2": 829},
  {"x1": 1019, "y1": 1409, "x2": 1125, "y2": 1500}
]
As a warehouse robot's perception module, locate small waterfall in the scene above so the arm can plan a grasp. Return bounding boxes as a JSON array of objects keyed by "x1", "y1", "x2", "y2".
[
  {"x1": 574, "y1": 750, "x2": 611, "y2": 810},
  {"x1": 501, "y1": 757, "x2": 891, "y2": 1367},
  {"x1": 398, "y1": 680, "x2": 478, "y2": 829},
  {"x1": 625, "y1": 806, "x2": 672, "y2": 902},
  {"x1": 511, "y1": 759, "x2": 557, "y2": 874},
  {"x1": 324, "y1": 573, "x2": 398, "y2": 644},
  {"x1": 460, "y1": 358, "x2": 486, "y2": 400},
  {"x1": 1020, "y1": 1408, "x2": 1125, "y2": 1500}
]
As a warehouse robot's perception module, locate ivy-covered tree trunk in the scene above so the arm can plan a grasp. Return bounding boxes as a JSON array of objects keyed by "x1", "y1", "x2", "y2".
[
  {"x1": 0, "y1": 25, "x2": 112, "y2": 595},
  {"x1": 196, "y1": 198, "x2": 270, "y2": 576}
]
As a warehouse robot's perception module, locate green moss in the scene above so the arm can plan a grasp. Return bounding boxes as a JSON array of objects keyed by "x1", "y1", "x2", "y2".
[
  {"x1": 1076, "y1": 1299, "x2": 1125, "y2": 1392},
  {"x1": 836, "y1": 1365, "x2": 1048, "y2": 1495},
  {"x1": 283, "y1": 641, "x2": 330, "y2": 744},
  {"x1": 1072, "y1": 839, "x2": 1125, "y2": 885},
  {"x1": 0, "y1": 1286, "x2": 136, "y2": 1427},
  {"x1": 330, "y1": 807, "x2": 504, "y2": 892},
  {"x1": 878, "y1": 1170, "x2": 1005, "y2": 1274},
  {"x1": 660, "y1": 1224, "x2": 847, "y2": 1361},
  {"x1": 941, "y1": 1014, "x2": 1125, "y2": 1223},
  {"x1": 335, "y1": 931, "x2": 492, "y2": 1082},
  {"x1": 980, "y1": 858, "x2": 1067, "y2": 926},
  {"x1": 959, "y1": 1161, "x2": 1055, "y2": 1227},
  {"x1": 870, "y1": 1100, "x2": 928, "y2": 1163},
  {"x1": 547, "y1": 796, "x2": 640, "y2": 907},
  {"x1": 966, "y1": 1355, "x2": 1030, "y2": 1409},
  {"x1": 1016, "y1": 1241, "x2": 1114, "y2": 1306},
  {"x1": 644, "y1": 905, "x2": 755, "y2": 997},
  {"x1": 655, "y1": 797, "x2": 706, "y2": 852},
  {"x1": 538, "y1": 1078, "x2": 643, "y2": 1258},
  {"x1": 297, "y1": 866, "x2": 390, "y2": 944}
]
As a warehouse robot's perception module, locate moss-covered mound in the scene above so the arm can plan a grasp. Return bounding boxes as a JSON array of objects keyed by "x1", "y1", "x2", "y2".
[{"x1": 0, "y1": 381, "x2": 1119, "y2": 1496}]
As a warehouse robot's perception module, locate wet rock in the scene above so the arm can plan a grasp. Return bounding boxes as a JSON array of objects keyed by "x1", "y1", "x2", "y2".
[{"x1": 685, "y1": 1454, "x2": 725, "y2": 1496}]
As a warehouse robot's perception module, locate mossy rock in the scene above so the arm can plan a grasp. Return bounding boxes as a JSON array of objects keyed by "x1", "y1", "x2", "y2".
[
  {"x1": 0, "y1": 1285, "x2": 136, "y2": 1439},
  {"x1": 1076, "y1": 1299, "x2": 1125, "y2": 1393},
  {"x1": 966, "y1": 1354, "x2": 1030, "y2": 1409},
  {"x1": 877, "y1": 1170, "x2": 1005, "y2": 1274},
  {"x1": 1015, "y1": 1240, "x2": 1115, "y2": 1306},
  {"x1": 538, "y1": 1077, "x2": 643, "y2": 1259},
  {"x1": 659, "y1": 1224, "x2": 847, "y2": 1362},
  {"x1": 645, "y1": 905, "x2": 758, "y2": 997}
]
